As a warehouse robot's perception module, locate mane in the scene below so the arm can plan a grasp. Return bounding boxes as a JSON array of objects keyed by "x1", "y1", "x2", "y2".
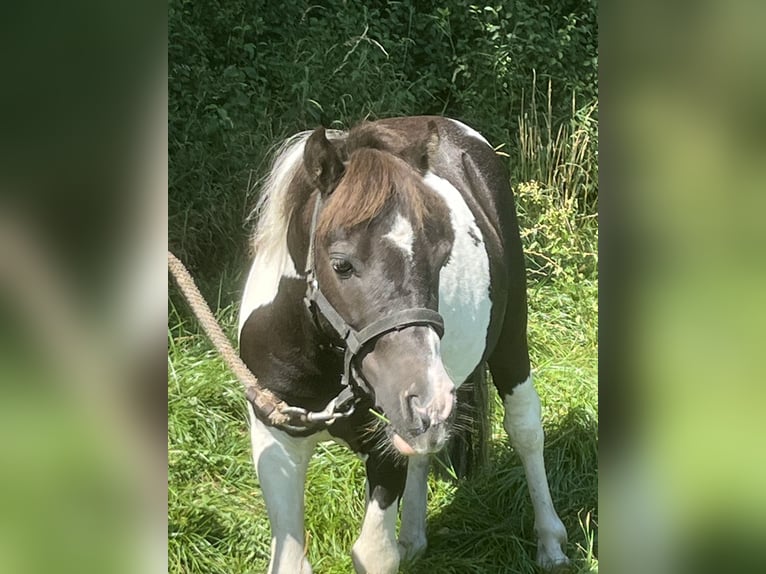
[
  {"x1": 240, "y1": 132, "x2": 313, "y2": 332},
  {"x1": 316, "y1": 147, "x2": 432, "y2": 238},
  {"x1": 249, "y1": 131, "x2": 312, "y2": 258}
]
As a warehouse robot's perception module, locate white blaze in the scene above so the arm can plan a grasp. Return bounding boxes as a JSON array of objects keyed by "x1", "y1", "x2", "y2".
[{"x1": 383, "y1": 212, "x2": 414, "y2": 258}]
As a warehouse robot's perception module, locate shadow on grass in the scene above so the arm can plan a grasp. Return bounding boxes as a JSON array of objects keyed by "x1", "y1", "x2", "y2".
[{"x1": 402, "y1": 406, "x2": 598, "y2": 574}]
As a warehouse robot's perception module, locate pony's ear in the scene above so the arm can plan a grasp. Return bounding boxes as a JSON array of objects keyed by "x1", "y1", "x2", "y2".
[{"x1": 304, "y1": 127, "x2": 344, "y2": 196}]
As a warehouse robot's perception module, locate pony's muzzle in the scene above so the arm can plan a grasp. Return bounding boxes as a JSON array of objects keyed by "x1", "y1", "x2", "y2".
[
  {"x1": 359, "y1": 325, "x2": 456, "y2": 454},
  {"x1": 394, "y1": 370, "x2": 456, "y2": 455}
]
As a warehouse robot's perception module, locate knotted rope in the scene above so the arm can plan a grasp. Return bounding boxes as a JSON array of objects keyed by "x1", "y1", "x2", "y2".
[{"x1": 167, "y1": 251, "x2": 290, "y2": 426}]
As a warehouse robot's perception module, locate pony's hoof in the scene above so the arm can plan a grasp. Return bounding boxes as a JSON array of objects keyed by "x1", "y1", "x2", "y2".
[
  {"x1": 536, "y1": 551, "x2": 570, "y2": 572},
  {"x1": 398, "y1": 537, "x2": 427, "y2": 563},
  {"x1": 536, "y1": 518, "x2": 569, "y2": 570}
]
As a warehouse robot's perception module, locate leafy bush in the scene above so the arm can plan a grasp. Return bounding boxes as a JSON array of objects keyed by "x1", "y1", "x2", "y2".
[
  {"x1": 516, "y1": 179, "x2": 597, "y2": 284},
  {"x1": 169, "y1": 0, "x2": 598, "y2": 281}
]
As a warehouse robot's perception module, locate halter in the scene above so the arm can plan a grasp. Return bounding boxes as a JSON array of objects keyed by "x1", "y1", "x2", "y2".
[{"x1": 278, "y1": 193, "x2": 445, "y2": 431}]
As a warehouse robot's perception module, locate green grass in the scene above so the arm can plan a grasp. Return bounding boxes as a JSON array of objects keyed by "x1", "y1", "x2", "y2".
[{"x1": 168, "y1": 214, "x2": 598, "y2": 573}]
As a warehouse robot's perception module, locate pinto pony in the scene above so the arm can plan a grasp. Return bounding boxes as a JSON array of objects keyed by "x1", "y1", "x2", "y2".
[{"x1": 238, "y1": 117, "x2": 568, "y2": 573}]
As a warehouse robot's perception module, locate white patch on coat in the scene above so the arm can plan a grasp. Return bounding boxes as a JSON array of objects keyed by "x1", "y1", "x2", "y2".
[
  {"x1": 239, "y1": 249, "x2": 300, "y2": 337},
  {"x1": 239, "y1": 134, "x2": 310, "y2": 335},
  {"x1": 448, "y1": 118, "x2": 491, "y2": 147},
  {"x1": 503, "y1": 376, "x2": 569, "y2": 568},
  {"x1": 383, "y1": 212, "x2": 414, "y2": 258},
  {"x1": 352, "y1": 497, "x2": 400, "y2": 574},
  {"x1": 423, "y1": 172, "x2": 491, "y2": 387}
]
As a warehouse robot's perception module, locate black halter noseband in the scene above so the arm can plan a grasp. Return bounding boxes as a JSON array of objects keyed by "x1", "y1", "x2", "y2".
[{"x1": 278, "y1": 193, "x2": 445, "y2": 431}]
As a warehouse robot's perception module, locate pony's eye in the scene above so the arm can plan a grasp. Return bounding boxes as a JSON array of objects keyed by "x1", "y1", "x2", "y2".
[{"x1": 331, "y1": 258, "x2": 354, "y2": 277}]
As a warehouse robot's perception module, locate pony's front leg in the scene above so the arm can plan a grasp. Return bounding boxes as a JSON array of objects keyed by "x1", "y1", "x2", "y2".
[
  {"x1": 352, "y1": 451, "x2": 407, "y2": 574},
  {"x1": 502, "y1": 375, "x2": 569, "y2": 569},
  {"x1": 398, "y1": 454, "x2": 429, "y2": 562},
  {"x1": 248, "y1": 404, "x2": 318, "y2": 574}
]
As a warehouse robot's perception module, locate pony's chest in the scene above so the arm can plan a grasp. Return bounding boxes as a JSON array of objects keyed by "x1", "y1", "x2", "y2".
[{"x1": 425, "y1": 173, "x2": 492, "y2": 386}]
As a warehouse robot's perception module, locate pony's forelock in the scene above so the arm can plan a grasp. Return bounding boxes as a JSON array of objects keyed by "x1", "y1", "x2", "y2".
[
  {"x1": 316, "y1": 148, "x2": 433, "y2": 239},
  {"x1": 249, "y1": 126, "x2": 443, "y2": 260}
]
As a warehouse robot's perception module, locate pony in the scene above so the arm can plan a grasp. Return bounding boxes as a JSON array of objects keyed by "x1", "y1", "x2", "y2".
[{"x1": 238, "y1": 116, "x2": 568, "y2": 573}]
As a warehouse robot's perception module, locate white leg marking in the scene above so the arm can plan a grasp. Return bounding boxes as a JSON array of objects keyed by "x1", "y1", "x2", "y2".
[
  {"x1": 448, "y1": 118, "x2": 492, "y2": 147},
  {"x1": 398, "y1": 455, "x2": 429, "y2": 562},
  {"x1": 503, "y1": 376, "x2": 569, "y2": 569},
  {"x1": 424, "y1": 172, "x2": 492, "y2": 387},
  {"x1": 383, "y1": 212, "x2": 414, "y2": 258},
  {"x1": 248, "y1": 403, "x2": 319, "y2": 574},
  {"x1": 352, "y1": 497, "x2": 400, "y2": 574}
]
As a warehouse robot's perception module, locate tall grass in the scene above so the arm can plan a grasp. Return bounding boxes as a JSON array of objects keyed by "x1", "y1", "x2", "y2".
[
  {"x1": 512, "y1": 78, "x2": 598, "y2": 286},
  {"x1": 517, "y1": 74, "x2": 599, "y2": 216}
]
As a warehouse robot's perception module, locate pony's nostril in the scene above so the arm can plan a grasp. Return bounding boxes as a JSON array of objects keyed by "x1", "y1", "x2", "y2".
[{"x1": 407, "y1": 395, "x2": 431, "y2": 435}]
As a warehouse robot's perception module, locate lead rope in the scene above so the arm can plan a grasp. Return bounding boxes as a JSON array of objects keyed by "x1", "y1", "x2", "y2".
[{"x1": 167, "y1": 251, "x2": 291, "y2": 426}]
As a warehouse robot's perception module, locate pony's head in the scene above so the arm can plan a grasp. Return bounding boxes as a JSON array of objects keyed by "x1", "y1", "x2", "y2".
[{"x1": 304, "y1": 125, "x2": 456, "y2": 455}]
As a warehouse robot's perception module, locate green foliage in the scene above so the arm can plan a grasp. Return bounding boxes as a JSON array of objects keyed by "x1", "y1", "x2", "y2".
[
  {"x1": 169, "y1": 0, "x2": 598, "y2": 279},
  {"x1": 514, "y1": 89, "x2": 598, "y2": 286}
]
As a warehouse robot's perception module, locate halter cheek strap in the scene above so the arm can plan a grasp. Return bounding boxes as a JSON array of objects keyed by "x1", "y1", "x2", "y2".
[{"x1": 306, "y1": 286, "x2": 444, "y2": 404}]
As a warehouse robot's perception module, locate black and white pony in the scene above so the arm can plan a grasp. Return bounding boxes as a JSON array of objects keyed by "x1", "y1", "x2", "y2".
[{"x1": 238, "y1": 117, "x2": 568, "y2": 573}]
